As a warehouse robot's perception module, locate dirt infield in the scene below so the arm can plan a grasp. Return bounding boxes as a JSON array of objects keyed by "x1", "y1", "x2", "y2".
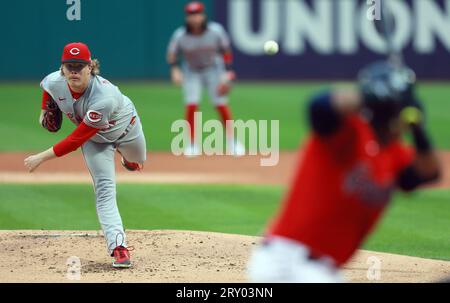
[
  {"x1": 2, "y1": 151, "x2": 450, "y2": 187},
  {"x1": 0, "y1": 230, "x2": 449, "y2": 283},
  {"x1": 1, "y1": 152, "x2": 450, "y2": 283}
]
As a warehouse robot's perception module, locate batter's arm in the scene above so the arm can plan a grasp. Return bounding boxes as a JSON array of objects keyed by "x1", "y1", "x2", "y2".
[{"x1": 397, "y1": 125, "x2": 441, "y2": 191}]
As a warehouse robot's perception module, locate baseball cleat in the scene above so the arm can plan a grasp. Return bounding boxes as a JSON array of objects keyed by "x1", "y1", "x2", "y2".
[
  {"x1": 121, "y1": 157, "x2": 142, "y2": 171},
  {"x1": 112, "y1": 246, "x2": 132, "y2": 268}
]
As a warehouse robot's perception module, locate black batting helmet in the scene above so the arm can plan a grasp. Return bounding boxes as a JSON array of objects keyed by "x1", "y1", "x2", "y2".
[{"x1": 358, "y1": 60, "x2": 417, "y2": 127}]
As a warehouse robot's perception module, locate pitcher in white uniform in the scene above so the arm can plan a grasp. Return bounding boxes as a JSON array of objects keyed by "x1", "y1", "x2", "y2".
[
  {"x1": 167, "y1": 1, "x2": 245, "y2": 156},
  {"x1": 24, "y1": 42, "x2": 147, "y2": 268}
]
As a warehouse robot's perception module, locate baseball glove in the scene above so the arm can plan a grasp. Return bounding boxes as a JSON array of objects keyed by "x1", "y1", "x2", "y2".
[{"x1": 42, "y1": 98, "x2": 63, "y2": 132}]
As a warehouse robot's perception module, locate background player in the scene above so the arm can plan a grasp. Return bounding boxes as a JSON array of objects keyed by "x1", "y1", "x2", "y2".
[
  {"x1": 167, "y1": 1, "x2": 244, "y2": 156},
  {"x1": 247, "y1": 61, "x2": 441, "y2": 282},
  {"x1": 24, "y1": 42, "x2": 147, "y2": 268}
]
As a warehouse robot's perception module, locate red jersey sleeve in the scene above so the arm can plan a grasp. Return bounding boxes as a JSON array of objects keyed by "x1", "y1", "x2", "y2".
[
  {"x1": 392, "y1": 143, "x2": 416, "y2": 172},
  {"x1": 41, "y1": 90, "x2": 52, "y2": 110},
  {"x1": 53, "y1": 122, "x2": 99, "y2": 157}
]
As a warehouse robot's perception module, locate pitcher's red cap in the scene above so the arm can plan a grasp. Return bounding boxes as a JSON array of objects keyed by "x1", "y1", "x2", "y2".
[
  {"x1": 61, "y1": 42, "x2": 91, "y2": 64},
  {"x1": 185, "y1": 2, "x2": 205, "y2": 14}
]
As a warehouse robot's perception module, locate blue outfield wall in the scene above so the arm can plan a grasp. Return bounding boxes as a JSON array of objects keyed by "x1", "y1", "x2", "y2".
[
  {"x1": 0, "y1": 0, "x2": 449, "y2": 80},
  {"x1": 215, "y1": 0, "x2": 450, "y2": 80}
]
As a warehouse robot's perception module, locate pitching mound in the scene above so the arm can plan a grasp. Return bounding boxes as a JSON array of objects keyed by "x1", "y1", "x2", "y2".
[{"x1": 0, "y1": 230, "x2": 449, "y2": 283}]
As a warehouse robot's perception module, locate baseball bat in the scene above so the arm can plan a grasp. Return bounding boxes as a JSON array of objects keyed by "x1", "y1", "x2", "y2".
[{"x1": 378, "y1": 0, "x2": 404, "y2": 68}]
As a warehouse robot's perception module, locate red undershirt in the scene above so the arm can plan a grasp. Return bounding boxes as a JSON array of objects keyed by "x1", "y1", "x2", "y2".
[{"x1": 42, "y1": 85, "x2": 99, "y2": 157}]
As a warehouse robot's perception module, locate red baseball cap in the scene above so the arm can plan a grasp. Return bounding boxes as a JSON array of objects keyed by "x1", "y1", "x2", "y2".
[
  {"x1": 61, "y1": 42, "x2": 91, "y2": 64},
  {"x1": 185, "y1": 1, "x2": 205, "y2": 14}
]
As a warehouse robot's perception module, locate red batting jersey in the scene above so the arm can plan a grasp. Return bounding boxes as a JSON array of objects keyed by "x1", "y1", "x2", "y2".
[{"x1": 268, "y1": 114, "x2": 414, "y2": 266}]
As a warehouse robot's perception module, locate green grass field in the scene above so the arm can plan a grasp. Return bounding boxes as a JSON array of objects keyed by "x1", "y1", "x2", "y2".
[
  {"x1": 0, "y1": 184, "x2": 449, "y2": 261},
  {"x1": 1, "y1": 81, "x2": 449, "y2": 262},
  {"x1": 1, "y1": 82, "x2": 450, "y2": 151}
]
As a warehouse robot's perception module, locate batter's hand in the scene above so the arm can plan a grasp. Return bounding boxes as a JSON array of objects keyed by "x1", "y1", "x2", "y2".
[
  {"x1": 24, "y1": 154, "x2": 44, "y2": 173},
  {"x1": 171, "y1": 67, "x2": 183, "y2": 86}
]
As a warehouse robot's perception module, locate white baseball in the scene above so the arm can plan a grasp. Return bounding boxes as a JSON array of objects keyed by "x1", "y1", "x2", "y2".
[{"x1": 264, "y1": 40, "x2": 279, "y2": 55}]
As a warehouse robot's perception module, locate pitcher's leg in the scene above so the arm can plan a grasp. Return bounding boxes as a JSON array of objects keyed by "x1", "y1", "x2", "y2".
[
  {"x1": 116, "y1": 117, "x2": 147, "y2": 170},
  {"x1": 82, "y1": 140, "x2": 126, "y2": 255}
]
